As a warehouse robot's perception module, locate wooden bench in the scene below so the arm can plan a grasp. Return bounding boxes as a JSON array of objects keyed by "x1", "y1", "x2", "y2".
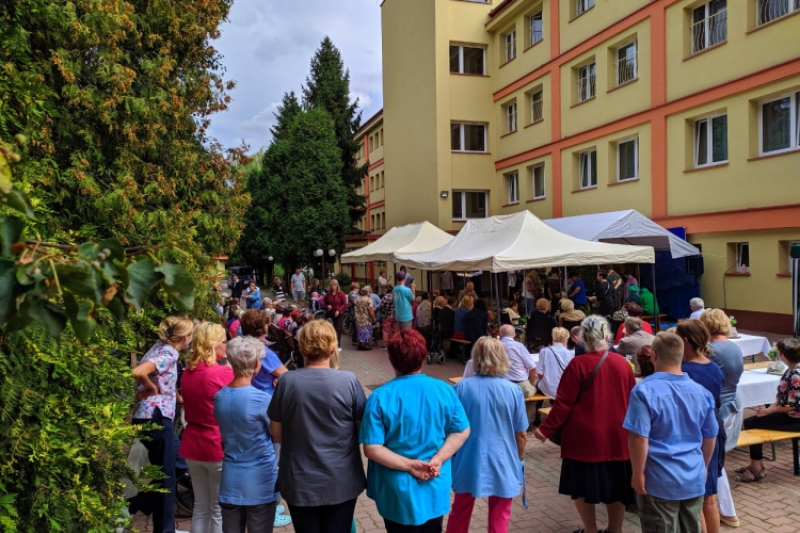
[
  {"x1": 538, "y1": 407, "x2": 551, "y2": 416},
  {"x1": 735, "y1": 429, "x2": 800, "y2": 476},
  {"x1": 743, "y1": 361, "x2": 771, "y2": 371},
  {"x1": 448, "y1": 376, "x2": 462, "y2": 385},
  {"x1": 448, "y1": 338, "x2": 471, "y2": 364}
]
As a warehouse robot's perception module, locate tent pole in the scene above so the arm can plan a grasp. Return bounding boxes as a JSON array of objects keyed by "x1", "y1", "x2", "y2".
[{"x1": 652, "y1": 263, "x2": 660, "y2": 332}]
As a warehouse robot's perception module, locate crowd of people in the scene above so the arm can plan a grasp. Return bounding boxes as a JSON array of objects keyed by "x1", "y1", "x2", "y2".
[{"x1": 128, "y1": 266, "x2": 800, "y2": 533}]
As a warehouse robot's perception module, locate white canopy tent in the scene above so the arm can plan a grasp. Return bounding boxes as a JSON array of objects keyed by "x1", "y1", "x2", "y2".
[
  {"x1": 392, "y1": 211, "x2": 655, "y2": 272},
  {"x1": 543, "y1": 209, "x2": 700, "y2": 259},
  {"x1": 340, "y1": 221, "x2": 454, "y2": 264}
]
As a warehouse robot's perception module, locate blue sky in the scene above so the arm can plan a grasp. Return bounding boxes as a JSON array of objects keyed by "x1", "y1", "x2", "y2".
[{"x1": 210, "y1": 0, "x2": 384, "y2": 153}]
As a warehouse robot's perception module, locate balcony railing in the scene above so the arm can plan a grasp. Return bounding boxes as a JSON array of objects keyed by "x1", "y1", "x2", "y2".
[
  {"x1": 691, "y1": 9, "x2": 727, "y2": 53},
  {"x1": 531, "y1": 98, "x2": 544, "y2": 122},
  {"x1": 577, "y1": 74, "x2": 596, "y2": 102},
  {"x1": 615, "y1": 53, "x2": 637, "y2": 85},
  {"x1": 758, "y1": 0, "x2": 796, "y2": 26}
]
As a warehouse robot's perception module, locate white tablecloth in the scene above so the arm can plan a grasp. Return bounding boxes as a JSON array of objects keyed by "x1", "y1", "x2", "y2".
[
  {"x1": 729, "y1": 334, "x2": 771, "y2": 358},
  {"x1": 738, "y1": 368, "x2": 781, "y2": 408}
]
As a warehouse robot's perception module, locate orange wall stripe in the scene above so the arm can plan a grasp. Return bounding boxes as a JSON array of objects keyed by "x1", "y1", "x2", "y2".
[
  {"x1": 369, "y1": 200, "x2": 386, "y2": 209},
  {"x1": 368, "y1": 158, "x2": 385, "y2": 171},
  {"x1": 549, "y1": 0, "x2": 560, "y2": 60},
  {"x1": 494, "y1": 57, "x2": 800, "y2": 170},
  {"x1": 650, "y1": 5, "x2": 667, "y2": 107},
  {"x1": 655, "y1": 204, "x2": 800, "y2": 234},
  {"x1": 651, "y1": 115, "x2": 667, "y2": 219}
]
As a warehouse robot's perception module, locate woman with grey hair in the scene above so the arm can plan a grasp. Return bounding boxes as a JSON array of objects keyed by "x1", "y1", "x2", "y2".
[
  {"x1": 213, "y1": 336, "x2": 286, "y2": 532},
  {"x1": 449, "y1": 337, "x2": 528, "y2": 532},
  {"x1": 534, "y1": 316, "x2": 636, "y2": 533}
]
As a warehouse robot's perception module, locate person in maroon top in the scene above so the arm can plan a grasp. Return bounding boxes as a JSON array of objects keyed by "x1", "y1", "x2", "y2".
[
  {"x1": 534, "y1": 315, "x2": 636, "y2": 533},
  {"x1": 178, "y1": 322, "x2": 234, "y2": 533},
  {"x1": 321, "y1": 279, "x2": 349, "y2": 347}
]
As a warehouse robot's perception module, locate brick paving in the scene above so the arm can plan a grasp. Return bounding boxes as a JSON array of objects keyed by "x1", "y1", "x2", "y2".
[{"x1": 133, "y1": 332, "x2": 800, "y2": 533}]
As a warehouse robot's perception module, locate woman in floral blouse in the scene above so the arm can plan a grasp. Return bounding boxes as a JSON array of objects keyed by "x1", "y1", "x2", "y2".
[
  {"x1": 738, "y1": 338, "x2": 800, "y2": 482},
  {"x1": 131, "y1": 316, "x2": 194, "y2": 533}
]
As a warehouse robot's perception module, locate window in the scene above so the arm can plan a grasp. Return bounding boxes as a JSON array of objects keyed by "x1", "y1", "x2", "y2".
[
  {"x1": 691, "y1": 1, "x2": 727, "y2": 54},
  {"x1": 735, "y1": 242, "x2": 750, "y2": 273},
  {"x1": 780, "y1": 240, "x2": 800, "y2": 274},
  {"x1": 503, "y1": 30, "x2": 516, "y2": 63},
  {"x1": 505, "y1": 102, "x2": 517, "y2": 133},
  {"x1": 617, "y1": 138, "x2": 638, "y2": 181},
  {"x1": 694, "y1": 114, "x2": 728, "y2": 167},
  {"x1": 576, "y1": 0, "x2": 594, "y2": 16},
  {"x1": 530, "y1": 90, "x2": 543, "y2": 123},
  {"x1": 579, "y1": 149, "x2": 597, "y2": 189},
  {"x1": 531, "y1": 164, "x2": 545, "y2": 199},
  {"x1": 760, "y1": 92, "x2": 800, "y2": 155},
  {"x1": 506, "y1": 172, "x2": 519, "y2": 204},
  {"x1": 449, "y1": 45, "x2": 486, "y2": 75},
  {"x1": 451, "y1": 123, "x2": 487, "y2": 152},
  {"x1": 452, "y1": 191, "x2": 488, "y2": 220},
  {"x1": 529, "y1": 11, "x2": 543, "y2": 47},
  {"x1": 757, "y1": 0, "x2": 799, "y2": 26},
  {"x1": 615, "y1": 42, "x2": 637, "y2": 86},
  {"x1": 577, "y1": 62, "x2": 596, "y2": 102}
]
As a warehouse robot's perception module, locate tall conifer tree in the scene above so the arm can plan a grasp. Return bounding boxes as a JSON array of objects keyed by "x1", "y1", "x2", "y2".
[
  {"x1": 302, "y1": 37, "x2": 367, "y2": 226},
  {"x1": 270, "y1": 91, "x2": 302, "y2": 142}
]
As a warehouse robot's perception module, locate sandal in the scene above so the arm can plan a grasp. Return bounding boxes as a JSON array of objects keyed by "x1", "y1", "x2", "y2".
[
  {"x1": 274, "y1": 514, "x2": 292, "y2": 527},
  {"x1": 720, "y1": 516, "x2": 740, "y2": 528},
  {"x1": 276, "y1": 505, "x2": 285, "y2": 515},
  {"x1": 734, "y1": 465, "x2": 766, "y2": 483}
]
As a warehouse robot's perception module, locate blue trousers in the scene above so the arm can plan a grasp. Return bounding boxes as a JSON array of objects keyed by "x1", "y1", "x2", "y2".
[{"x1": 131, "y1": 407, "x2": 176, "y2": 533}]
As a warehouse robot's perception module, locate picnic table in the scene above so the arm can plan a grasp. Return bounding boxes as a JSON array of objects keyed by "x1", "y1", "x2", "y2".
[
  {"x1": 738, "y1": 367, "x2": 781, "y2": 408},
  {"x1": 730, "y1": 334, "x2": 771, "y2": 362}
]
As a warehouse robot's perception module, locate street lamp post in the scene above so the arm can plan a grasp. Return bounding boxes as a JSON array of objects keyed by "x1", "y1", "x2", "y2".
[
  {"x1": 315, "y1": 248, "x2": 337, "y2": 288},
  {"x1": 268, "y1": 256, "x2": 274, "y2": 287}
]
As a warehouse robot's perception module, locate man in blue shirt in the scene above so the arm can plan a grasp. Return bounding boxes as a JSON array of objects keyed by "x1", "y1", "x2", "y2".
[
  {"x1": 567, "y1": 271, "x2": 587, "y2": 308},
  {"x1": 392, "y1": 272, "x2": 416, "y2": 331},
  {"x1": 623, "y1": 332, "x2": 718, "y2": 533}
]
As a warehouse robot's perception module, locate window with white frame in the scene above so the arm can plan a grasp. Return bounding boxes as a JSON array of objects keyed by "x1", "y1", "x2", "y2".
[
  {"x1": 577, "y1": 62, "x2": 596, "y2": 102},
  {"x1": 576, "y1": 0, "x2": 595, "y2": 16},
  {"x1": 617, "y1": 137, "x2": 638, "y2": 181},
  {"x1": 615, "y1": 41, "x2": 637, "y2": 86},
  {"x1": 530, "y1": 90, "x2": 543, "y2": 123},
  {"x1": 529, "y1": 11, "x2": 543, "y2": 47},
  {"x1": 735, "y1": 242, "x2": 750, "y2": 273},
  {"x1": 760, "y1": 91, "x2": 800, "y2": 155},
  {"x1": 694, "y1": 114, "x2": 728, "y2": 167},
  {"x1": 531, "y1": 164, "x2": 546, "y2": 199},
  {"x1": 449, "y1": 45, "x2": 486, "y2": 75},
  {"x1": 757, "y1": 0, "x2": 799, "y2": 26},
  {"x1": 503, "y1": 30, "x2": 517, "y2": 63},
  {"x1": 691, "y1": 0, "x2": 727, "y2": 54},
  {"x1": 452, "y1": 191, "x2": 488, "y2": 220},
  {"x1": 579, "y1": 149, "x2": 597, "y2": 189},
  {"x1": 506, "y1": 172, "x2": 519, "y2": 204},
  {"x1": 451, "y1": 123, "x2": 488, "y2": 152},
  {"x1": 505, "y1": 101, "x2": 517, "y2": 133}
]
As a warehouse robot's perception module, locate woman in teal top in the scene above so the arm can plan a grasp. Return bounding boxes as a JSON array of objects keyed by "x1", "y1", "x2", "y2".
[
  {"x1": 360, "y1": 330, "x2": 470, "y2": 533},
  {"x1": 449, "y1": 337, "x2": 528, "y2": 533}
]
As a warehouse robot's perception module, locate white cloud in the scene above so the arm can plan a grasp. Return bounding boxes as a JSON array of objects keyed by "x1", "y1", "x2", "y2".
[{"x1": 210, "y1": 0, "x2": 384, "y2": 153}]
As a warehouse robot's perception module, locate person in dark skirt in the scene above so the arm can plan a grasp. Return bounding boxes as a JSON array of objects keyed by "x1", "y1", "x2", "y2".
[
  {"x1": 677, "y1": 320, "x2": 725, "y2": 533},
  {"x1": 534, "y1": 315, "x2": 636, "y2": 533}
]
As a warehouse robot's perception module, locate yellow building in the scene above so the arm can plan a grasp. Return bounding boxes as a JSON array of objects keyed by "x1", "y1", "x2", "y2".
[{"x1": 350, "y1": 0, "x2": 800, "y2": 331}]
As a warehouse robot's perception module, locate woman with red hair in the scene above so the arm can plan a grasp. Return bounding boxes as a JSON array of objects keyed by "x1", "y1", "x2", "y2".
[{"x1": 360, "y1": 330, "x2": 470, "y2": 532}]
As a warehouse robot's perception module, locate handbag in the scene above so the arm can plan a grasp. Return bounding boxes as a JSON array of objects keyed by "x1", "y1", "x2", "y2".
[{"x1": 548, "y1": 349, "x2": 609, "y2": 446}]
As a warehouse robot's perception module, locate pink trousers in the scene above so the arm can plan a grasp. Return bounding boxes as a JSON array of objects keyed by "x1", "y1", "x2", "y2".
[
  {"x1": 382, "y1": 317, "x2": 399, "y2": 345},
  {"x1": 446, "y1": 493, "x2": 512, "y2": 533}
]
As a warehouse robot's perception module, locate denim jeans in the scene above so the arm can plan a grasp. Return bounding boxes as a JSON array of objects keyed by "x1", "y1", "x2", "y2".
[{"x1": 131, "y1": 407, "x2": 176, "y2": 533}]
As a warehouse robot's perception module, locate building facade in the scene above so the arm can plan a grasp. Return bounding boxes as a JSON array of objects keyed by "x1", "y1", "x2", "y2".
[{"x1": 350, "y1": 0, "x2": 800, "y2": 331}]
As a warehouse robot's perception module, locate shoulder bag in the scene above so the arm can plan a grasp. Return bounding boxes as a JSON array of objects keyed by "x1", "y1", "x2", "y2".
[{"x1": 548, "y1": 349, "x2": 609, "y2": 446}]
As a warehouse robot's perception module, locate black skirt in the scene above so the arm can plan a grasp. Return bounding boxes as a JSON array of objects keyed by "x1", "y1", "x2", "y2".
[{"x1": 559, "y1": 458, "x2": 636, "y2": 505}]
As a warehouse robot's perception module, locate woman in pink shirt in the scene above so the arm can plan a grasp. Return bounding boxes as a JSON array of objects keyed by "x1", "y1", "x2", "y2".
[{"x1": 178, "y1": 323, "x2": 234, "y2": 533}]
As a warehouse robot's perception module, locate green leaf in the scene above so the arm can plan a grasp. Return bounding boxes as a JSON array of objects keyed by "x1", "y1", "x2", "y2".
[
  {"x1": 155, "y1": 263, "x2": 195, "y2": 311},
  {"x1": 64, "y1": 293, "x2": 96, "y2": 343},
  {"x1": 98, "y1": 238, "x2": 124, "y2": 262},
  {"x1": 0, "y1": 215, "x2": 25, "y2": 257},
  {"x1": 27, "y1": 299, "x2": 66, "y2": 339},
  {"x1": 0, "y1": 259, "x2": 17, "y2": 325},
  {"x1": 1, "y1": 187, "x2": 35, "y2": 218},
  {"x1": 77, "y1": 243, "x2": 100, "y2": 263},
  {"x1": 106, "y1": 294, "x2": 128, "y2": 322},
  {"x1": 124, "y1": 258, "x2": 163, "y2": 312},
  {"x1": 55, "y1": 264, "x2": 99, "y2": 300}
]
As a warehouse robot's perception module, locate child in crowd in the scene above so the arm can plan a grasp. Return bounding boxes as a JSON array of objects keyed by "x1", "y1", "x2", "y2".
[
  {"x1": 309, "y1": 291, "x2": 322, "y2": 312},
  {"x1": 623, "y1": 332, "x2": 718, "y2": 533}
]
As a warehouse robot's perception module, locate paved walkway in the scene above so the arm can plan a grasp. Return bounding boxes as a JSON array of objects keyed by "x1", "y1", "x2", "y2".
[{"x1": 133, "y1": 336, "x2": 799, "y2": 533}]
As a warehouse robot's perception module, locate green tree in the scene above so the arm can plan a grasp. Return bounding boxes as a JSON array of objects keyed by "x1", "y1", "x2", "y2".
[
  {"x1": 270, "y1": 91, "x2": 302, "y2": 143},
  {"x1": 302, "y1": 37, "x2": 367, "y2": 226},
  {"x1": 0, "y1": 0, "x2": 248, "y2": 260},
  {"x1": 241, "y1": 108, "x2": 350, "y2": 275}
]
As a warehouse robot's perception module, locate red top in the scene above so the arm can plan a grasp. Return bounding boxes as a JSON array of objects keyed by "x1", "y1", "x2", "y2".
[
  {"x1": 614, "y1": 321, "x2": 653, "y2": 344},
  {"x1": 321, "y1": 290, "x2": 348, "y2": 315},
  {"x1": 539, "y1": 350, "x2": 636, "y2": 463},
  {"x1": 178, "y1": 361, "x2": 234, "y2": 462}
]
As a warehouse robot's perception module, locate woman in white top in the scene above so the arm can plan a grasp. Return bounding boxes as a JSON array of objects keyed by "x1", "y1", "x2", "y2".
[{"x1": 534, "y1": 327, "x2": 574, "y2": 398}]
